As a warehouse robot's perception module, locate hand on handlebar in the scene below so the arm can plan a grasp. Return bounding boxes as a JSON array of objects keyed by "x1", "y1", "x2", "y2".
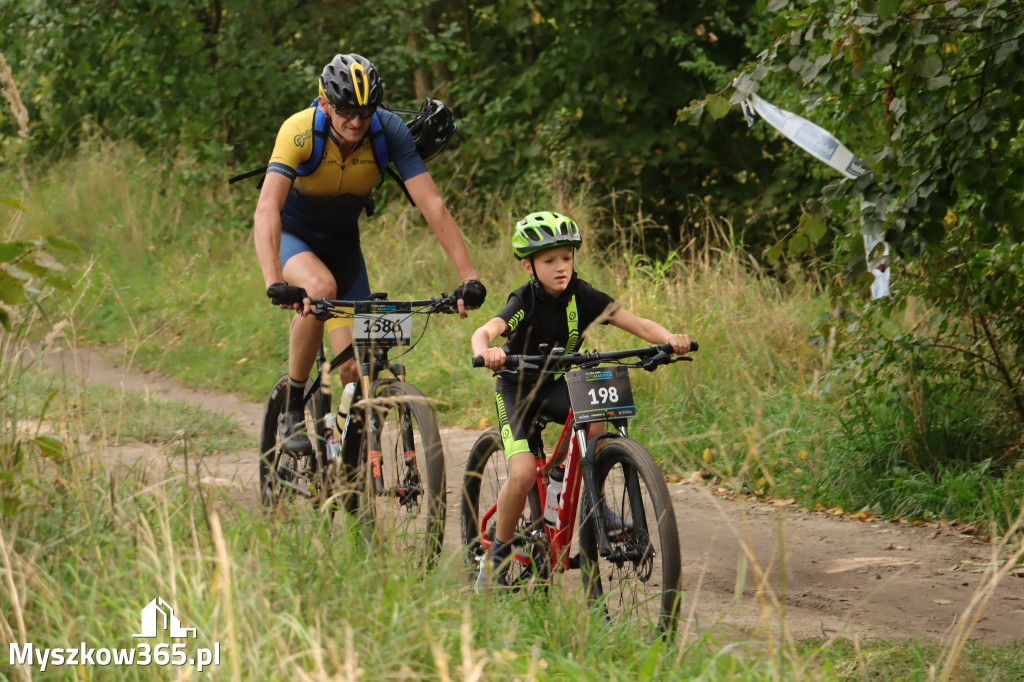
[
  {"x1": 665, "y1": 333, "x2": 691, "y2": 356},
  {"x1": 453, "y1": 279, "x2": 487, "y2": 318},
  {"x1": 474, "y1": 347, "x2": 506, "y2": 371},
  {"x1": 267, "y1": 282, "x2": 311, "y2": 315}
]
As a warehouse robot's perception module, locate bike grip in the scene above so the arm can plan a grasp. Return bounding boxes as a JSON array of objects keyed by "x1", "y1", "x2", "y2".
[
  {"x1": 472, "y1": 356, "x2": 485, "y2": 368},
  {"x1": 690, "y1": 340, "x2": 699, "y2": 352}
]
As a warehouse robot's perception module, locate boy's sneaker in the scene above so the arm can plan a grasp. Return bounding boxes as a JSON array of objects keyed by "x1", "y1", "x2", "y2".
[
  {"x1": 474, "y1": 547, "x2": 511, "y2": 593},
  {"x1": 278, "y1": 410, "x2": 312, "y2": 454}
]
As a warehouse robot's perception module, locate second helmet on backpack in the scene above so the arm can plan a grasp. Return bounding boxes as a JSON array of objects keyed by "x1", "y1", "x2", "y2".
[
  {"x1": 512, "y1": 212, "x2": 582, "y2": 260},
  {"x1": 319, "y1": 54, "x2": 384, "y2": 109},
  {"x1": 407, "y1": 98, "x2": 457, "y2": 161}
]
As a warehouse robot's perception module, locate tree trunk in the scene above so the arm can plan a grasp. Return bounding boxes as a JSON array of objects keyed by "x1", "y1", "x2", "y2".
[{"x1": 407, "y1": 31, "x2": 431, "y2": 100}]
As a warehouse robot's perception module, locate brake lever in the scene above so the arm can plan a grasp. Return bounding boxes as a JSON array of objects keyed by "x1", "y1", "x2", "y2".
[
  {"x1": 641, "y1": 351, "x2": 670, "y2": 372},
  {"x1": 429, "y1": 294, "x2": 458, "y2": 314},
  {"x1": 311, "y1": 301, "x2": 333, "y2": 322},
  {"x1": 493, "y1": 361, "x2": 540, "y2": 379},
  {"x1": 643, "y1": 352, "x2": 692, "y2": 368}
]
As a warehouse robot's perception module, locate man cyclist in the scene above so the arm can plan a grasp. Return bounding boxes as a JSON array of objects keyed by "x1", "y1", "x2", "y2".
[{"x1": 254, "y1": 53, "x2": 486, "y2": 453}]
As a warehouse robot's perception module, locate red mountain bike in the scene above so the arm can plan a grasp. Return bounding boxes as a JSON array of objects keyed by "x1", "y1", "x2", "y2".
[{"x1": 461, "y1": 342, "x2": 697, "y2": 633}]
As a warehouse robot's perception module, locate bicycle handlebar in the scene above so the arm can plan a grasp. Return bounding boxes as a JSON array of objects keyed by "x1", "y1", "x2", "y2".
[
  {"x1": 471, "y1": 341, "x2": 699, "y2": 371},
  {"x1": 308, "y1": 292, "x2": 459, "y2": 322}
]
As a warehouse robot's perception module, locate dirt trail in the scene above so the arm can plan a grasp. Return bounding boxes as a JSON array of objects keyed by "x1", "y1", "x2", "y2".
[{"x1": 51, "y1": 348, "x2": 1024, "y2": 646}]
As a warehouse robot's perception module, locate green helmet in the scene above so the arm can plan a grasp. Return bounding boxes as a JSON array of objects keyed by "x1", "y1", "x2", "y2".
[{"x1": 511, "y1": 211, "x2": 582, "y2": 260}]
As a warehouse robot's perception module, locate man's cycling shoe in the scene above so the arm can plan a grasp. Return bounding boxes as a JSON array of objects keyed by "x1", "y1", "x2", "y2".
[
  {"x1": 604, "y1": 506, "x2": 634, "y2": 537},
  {"x1": 278, "y1": 410, "x2": 312, "y2": 454}
]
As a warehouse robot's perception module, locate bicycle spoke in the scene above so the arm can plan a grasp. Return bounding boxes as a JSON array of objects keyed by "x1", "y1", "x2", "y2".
[
  {"x1": 580, "y1": 438, "x2": 681, "y2": 634},
  {"x1": 259, "y1": 374, "x2": 325, "y2": 508},
  {"x1": 461, "y1": 429, "x2": 546, "y2": 591},
  {"x1": 364, "y1": 381, "x2": 445, "y2": 570}
]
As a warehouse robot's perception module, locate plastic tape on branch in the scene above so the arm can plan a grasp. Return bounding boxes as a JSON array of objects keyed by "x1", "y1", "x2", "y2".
[
  {"x1": 739, "y1": 92, "x2": 890, "y2": 297},
  {"x1": 743, "y1": 94, "x2": 871, "y2": 180}
]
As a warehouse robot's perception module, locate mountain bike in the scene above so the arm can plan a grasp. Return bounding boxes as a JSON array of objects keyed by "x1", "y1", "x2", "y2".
[
  {"x1": 461, "y1": 342, "x2": 698, "y2": 633},
  {"x1": 260, "y1": 292, "x2": 457, "y2": 566}
]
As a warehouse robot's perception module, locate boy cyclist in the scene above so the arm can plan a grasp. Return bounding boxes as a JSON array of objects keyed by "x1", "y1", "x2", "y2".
[{"x1": 471, "y1": 211, "x2": 691, "y2": 588}]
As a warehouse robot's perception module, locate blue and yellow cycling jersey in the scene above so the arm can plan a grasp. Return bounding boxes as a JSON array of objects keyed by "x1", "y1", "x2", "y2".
[{"x1": 266, "y1": 107, "x2": 427, "y2": 239}]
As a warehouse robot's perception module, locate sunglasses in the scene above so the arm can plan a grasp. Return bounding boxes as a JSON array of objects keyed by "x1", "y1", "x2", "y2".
[{"x1": 333, "y1": 105, "x2": 376, "y2": 121}]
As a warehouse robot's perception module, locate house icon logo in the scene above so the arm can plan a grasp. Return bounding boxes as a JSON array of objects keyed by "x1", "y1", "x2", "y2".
[{"x1": 133, "y1": 597, "x2": 197, "y2": 639}]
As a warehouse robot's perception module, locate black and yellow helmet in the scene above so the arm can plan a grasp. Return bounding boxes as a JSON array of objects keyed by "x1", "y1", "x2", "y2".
[
  {"x1": 319, "y1": 53, "x2": 383, "y2": 109},
  {"x1": 512, "y1": 211, "x2": 582, "y2": 260}
]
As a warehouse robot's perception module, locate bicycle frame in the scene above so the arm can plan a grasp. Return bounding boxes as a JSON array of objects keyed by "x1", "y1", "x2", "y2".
[
  {"x1": 469, "y1": 341, "x2": 698, "y2": 578},
  {"x1": 474, "y1": 409, "x2": 629, "y2": 575},
  {"x1": 276, "y1": 292, "x2": 454, "y2": 501}
]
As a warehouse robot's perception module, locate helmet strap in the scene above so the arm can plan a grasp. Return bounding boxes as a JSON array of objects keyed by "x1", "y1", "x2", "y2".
[{"x1": 526, "y1": 255, "x2": 538, "y2": 281}]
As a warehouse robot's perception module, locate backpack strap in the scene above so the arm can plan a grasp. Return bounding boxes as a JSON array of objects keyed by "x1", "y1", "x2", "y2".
[
  {"x1": 228, "y1": 166, "x2": 268, "y2": 185},
  {"x1": 295, "y1": 102, "x2": 329, "y2": 177},
  {"x1": 368, "y1": 112, "x2": 416, "y2": 210},
  {"x1": 368, "y1": 113, "x2": 389, "y2": 172}
]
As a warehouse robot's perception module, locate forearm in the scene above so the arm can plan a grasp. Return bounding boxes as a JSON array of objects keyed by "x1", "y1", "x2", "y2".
[
  {"x1": 429, "y1": 207, "x2": 478, "y2": 281},
  {"x1": 472, "y1": 318, "x2": 508, "y2": 356},
  {"x1": 252, "y1": 172, "x2": 292, "y2": 289},
  {"x1": 253, "y1": 210, "x2": 285, "y2": 288},
  {"x1": 471, "y1": 328, "x2": 492, "y2": 357},
  {"x1": 635, "y1": 319, "x2": 675, "y2": 345},
  {"x1": 611, "y1": 310, "x2": 676, "y2": 345}
]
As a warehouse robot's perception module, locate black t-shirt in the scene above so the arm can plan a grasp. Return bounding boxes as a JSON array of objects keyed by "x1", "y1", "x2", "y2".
[{"x1": 495, "y1": 273, "x2": 616, "y2": 365}]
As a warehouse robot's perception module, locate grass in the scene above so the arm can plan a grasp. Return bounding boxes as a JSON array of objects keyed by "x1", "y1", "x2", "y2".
[
  {"x1": 2, "y1": 140, "x2": 1023, "y2": 679},
  {"x1": 3, "y1": 437, "x2": 1019, "y2": 680}
]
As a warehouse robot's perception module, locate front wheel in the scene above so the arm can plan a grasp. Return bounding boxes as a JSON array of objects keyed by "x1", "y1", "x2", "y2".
[
  {"x1": 460, "y1": 429, "x2": 546, "y2": 589},
  {"x1": 579, "y1": 438, "x2": 682, "y2": 634},
  {"x1": 258, "y1": 374, "x2": 326, "y2": 508},
  {"x1": 361, "y1": 380, "x2": 446, "y2": 570}
]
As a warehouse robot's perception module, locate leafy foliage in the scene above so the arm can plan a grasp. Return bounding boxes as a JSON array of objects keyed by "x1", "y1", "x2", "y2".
[
  {"x1": 1, "y1": 0, "x2": 813, "y2": 253},
  {"x1": 0, "y1": 226, "x2": 77, "y2": 330},
  {"x1": 450, "y1": 0, "x2": 806, "y2": 249},
  {"x1": 1, "y1": 193, "x2": 80, "y2": 517},
  {"x1": 693, "y1": 0, "x2": 1024, "y2": 472}
]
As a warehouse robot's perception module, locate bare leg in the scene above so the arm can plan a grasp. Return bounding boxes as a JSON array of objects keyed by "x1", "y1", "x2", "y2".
[
  {"x1": 282, "y1": 252, "x2": 337, "y2": 382},
  {"x1": 495, "y1": 450, "x2": 537, "y2": 543},
  {"x1": 327, "y1": 325, "x2": 359, "y2": 386}
]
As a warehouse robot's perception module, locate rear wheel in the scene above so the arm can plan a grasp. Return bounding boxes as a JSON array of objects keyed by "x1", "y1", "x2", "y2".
[
  {"x1": 259, "y1": 374, "x2": 326, "y2": 508},
  {"x1": 579, "y1": 438, "x2": 681, "y2": 634},
  {"x1": 361, "y1": 380, "x2": 446, "y2": 569},
  {"x1": 461, "y1": 429, "x2": 546, "y2": 589}
]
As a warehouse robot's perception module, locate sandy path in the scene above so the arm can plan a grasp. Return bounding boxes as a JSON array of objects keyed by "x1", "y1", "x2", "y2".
[{"x1": 50, "y1": 348, "x2": 1024, "y2": 645}]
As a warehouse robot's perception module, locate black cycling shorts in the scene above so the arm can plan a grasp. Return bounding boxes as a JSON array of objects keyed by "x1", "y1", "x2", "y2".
[{"x1": 493, "y1": 376, "x2": 570, "y2": 457}]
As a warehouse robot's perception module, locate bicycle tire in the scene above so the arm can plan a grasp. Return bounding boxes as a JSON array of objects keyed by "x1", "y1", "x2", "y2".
[
  {"x1": 360, "y1": 380, "x2": 446, "y2": 569},
  {"x1": 460, "y1": 428, "x2": 546, "y2": 589},
  {"x1": 258, "y1": 374, "x2": 327, "y2": 508},
  {"x1": 579, "y1": 437, "x2": 682, "y2": 634}
]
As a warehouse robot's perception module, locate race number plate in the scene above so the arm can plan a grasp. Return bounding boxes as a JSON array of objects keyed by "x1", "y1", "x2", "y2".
[
  {"x1": 353, "y1": 301, "x2": 412, "y2": 347},
  {"x1": 566, "y1": 365, "x2": 636, "y2": 423}
]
